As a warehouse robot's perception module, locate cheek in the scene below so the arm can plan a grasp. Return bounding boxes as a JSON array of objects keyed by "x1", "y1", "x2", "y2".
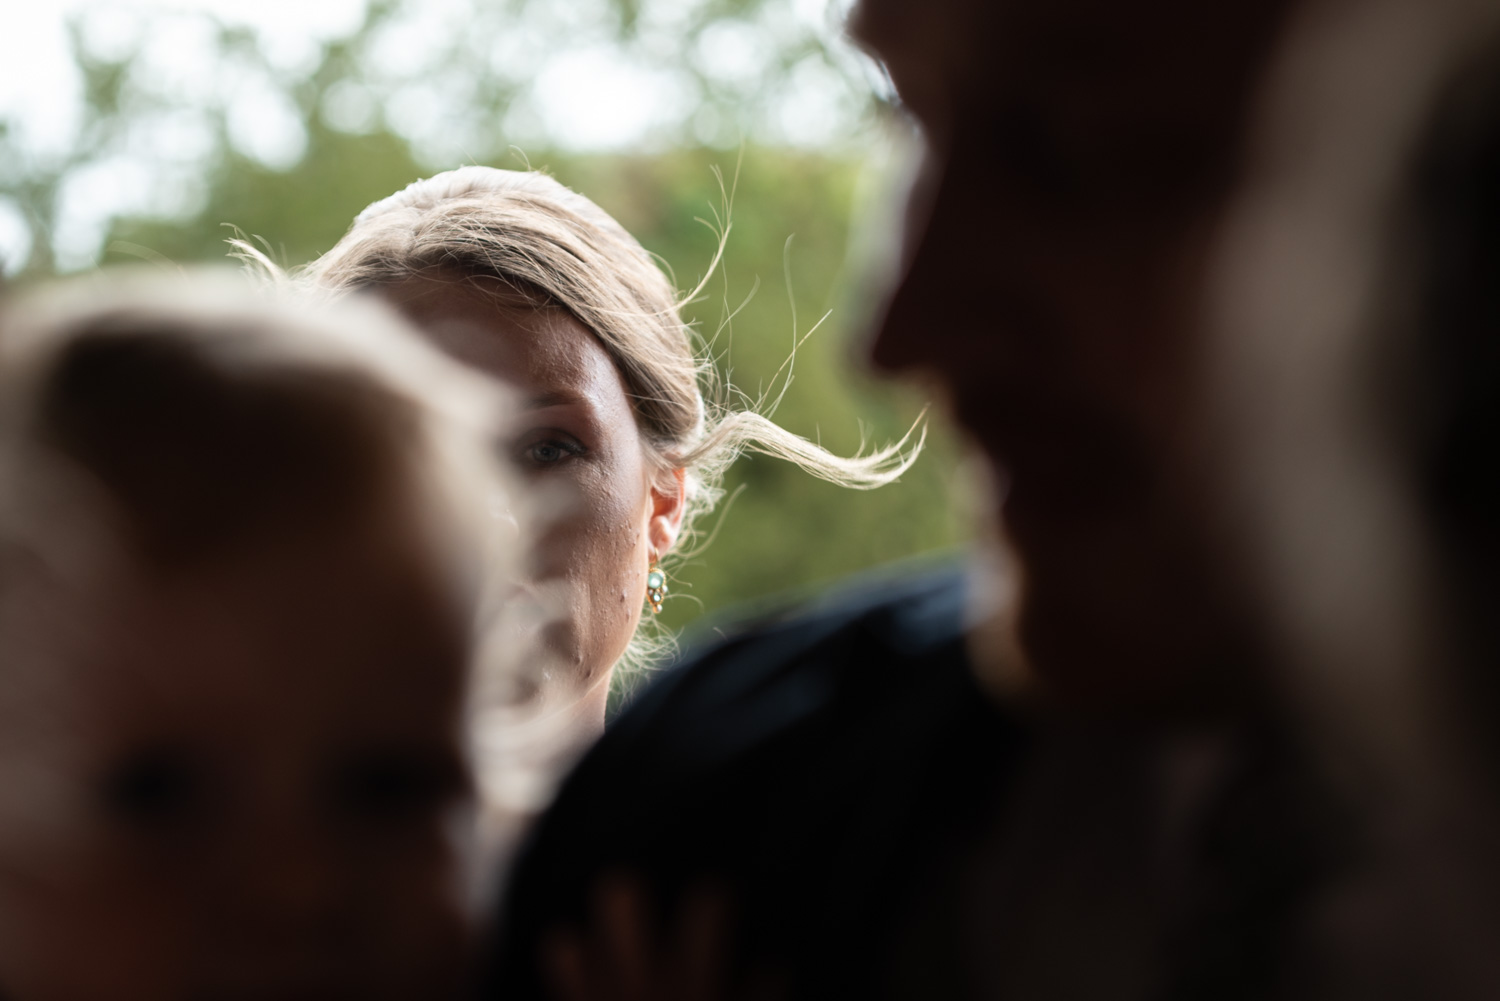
[
  {"x1": 568, "y1": 469, "x2": 653, "y2": 625},
  {"x1": 535, "y1": 444, "x2": 655, "y2": 586},
  {"x1": 516, "y1": 450, "x2": 656, "y2": 680},
  {"x1": 0, "y1": 834, "x2": 194, "y2": 1000}
]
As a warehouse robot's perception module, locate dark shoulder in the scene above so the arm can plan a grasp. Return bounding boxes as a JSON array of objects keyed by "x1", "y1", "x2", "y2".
[
  {"x1": 608, "y1": 561, "x2": 981, "y2": 752},
  {"x1": 550, "y1": 562, "x2": 1018, "y2": 826},
  {"x1": 487, "y1": 563, "x2": 1026, "y2": 999}
]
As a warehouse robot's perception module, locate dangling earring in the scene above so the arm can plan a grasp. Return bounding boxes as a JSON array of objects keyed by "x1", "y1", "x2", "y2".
[{"x1": 645, "y1": 560, "x2": 668, "y2": 614}]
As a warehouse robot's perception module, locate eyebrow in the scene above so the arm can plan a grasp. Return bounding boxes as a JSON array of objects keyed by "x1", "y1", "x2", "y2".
[{"x1": 524, "y1": 390, "x2": 590, "y2": 410}]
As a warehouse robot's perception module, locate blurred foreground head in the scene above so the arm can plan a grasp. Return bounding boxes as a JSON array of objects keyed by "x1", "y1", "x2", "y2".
[
  {"x1": 0, "y1": 272, "x2": 504, "y2": 1001},
  {"x1": 851, "y1": 0, "x2": 1299, "y2": 713},
  {"x1": 1212, "y1": 0, "x2": 1500, "y2": 983}
]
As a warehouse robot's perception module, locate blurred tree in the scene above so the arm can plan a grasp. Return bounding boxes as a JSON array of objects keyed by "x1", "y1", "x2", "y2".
[{"x1": 1, "y1": 0, "x2": 892, "y2": 276}]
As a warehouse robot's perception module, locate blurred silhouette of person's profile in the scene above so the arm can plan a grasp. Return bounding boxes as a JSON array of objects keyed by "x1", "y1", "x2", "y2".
[
  {"x1": 483, "y1": 1, "x2": 1357, "y2": 1000},
  {"x1": 0, "y1": 273, "x2": 505, "y2": 1001}
]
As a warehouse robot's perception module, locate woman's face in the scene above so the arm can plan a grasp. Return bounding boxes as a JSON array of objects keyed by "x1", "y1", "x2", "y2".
[{"x1": 385, "y1": 277, "x2": 683, "y2": 734}]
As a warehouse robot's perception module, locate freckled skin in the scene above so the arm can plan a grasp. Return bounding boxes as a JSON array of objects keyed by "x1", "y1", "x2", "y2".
[{"x1": 385, "y1": 277, "x2": 684, "y2": 735}]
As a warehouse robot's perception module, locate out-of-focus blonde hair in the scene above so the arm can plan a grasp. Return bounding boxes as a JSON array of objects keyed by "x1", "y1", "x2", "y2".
[
  {"x1": 0, "y1": 269, "x2": 505, "y2": 600},
  {"x1": 296, "y1": 166, "x2": 923, "y2": 557},
  {"x1": 0, "y1": 268, "x2": 525, "y2": 896}
]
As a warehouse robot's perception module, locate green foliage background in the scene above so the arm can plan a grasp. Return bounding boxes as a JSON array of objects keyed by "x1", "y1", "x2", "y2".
[{"x1": 2, "y1": 1, "x2": 974, "y2": 633}]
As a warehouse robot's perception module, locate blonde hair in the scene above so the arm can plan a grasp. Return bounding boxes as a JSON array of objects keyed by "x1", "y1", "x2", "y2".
[{"x1": 297, "y1": 166, "x2": 923, "y2": 561}]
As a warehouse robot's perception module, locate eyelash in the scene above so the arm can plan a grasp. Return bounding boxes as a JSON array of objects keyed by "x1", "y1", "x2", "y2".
[{"x1": 517, "y1": 435, "x2": 586, "y2": 468}]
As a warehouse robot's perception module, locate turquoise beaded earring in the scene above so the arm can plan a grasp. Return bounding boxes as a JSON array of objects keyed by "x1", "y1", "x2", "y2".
[{"x1": 645, "y1": 561, "x2": 668, "y2": 614}]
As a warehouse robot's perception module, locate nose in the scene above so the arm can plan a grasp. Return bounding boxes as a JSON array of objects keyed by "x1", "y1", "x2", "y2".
[
  {"x1": 217, "y1": 796, "x2": 357, "y2": 944},
  {"x1": 868, "y1": 233, "x2": 943, "y2": 376},
  {"x1": 259, "y1": 831, "x2": 343, "y2": 917},
  {"x1": 866, "y1": 149, "x2": 968, "y2": 378},
  {"x1": 869, "y1": 149, "x2": 938, "y2": 374}
]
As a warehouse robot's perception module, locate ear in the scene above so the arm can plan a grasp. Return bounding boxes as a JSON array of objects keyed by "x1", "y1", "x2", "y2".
[{"x1": 647, "y1": 467, "x2": 687, "y2": 558}]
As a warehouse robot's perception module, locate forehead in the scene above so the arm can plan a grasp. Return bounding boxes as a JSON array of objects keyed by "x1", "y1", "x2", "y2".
[
  {"x1": 53, "y1": 527, "x2": 468, "y2": 747},
  {"x1": 383, "y1": 276, "x2": 623, "y2": 403},
  {"x1": 852, "y1": 0, "x2": 1295, "y2": 146}
]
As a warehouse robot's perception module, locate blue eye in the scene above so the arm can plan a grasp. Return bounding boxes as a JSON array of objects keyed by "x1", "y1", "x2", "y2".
[
  {"x1": 517, "y1": 434, "x2": 585, "y2": 468},
  {"x1": 528, "y1": 441, "x2": 567, "y2": 464}
]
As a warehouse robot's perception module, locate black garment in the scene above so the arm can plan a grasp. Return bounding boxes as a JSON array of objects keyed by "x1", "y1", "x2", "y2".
[
  {"x1": 485, "y1": 564, "x2": 1336, "y2": 1001},
  {"x1": 487, "y1": 564, "x2": 1026, "y2": 999}
]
